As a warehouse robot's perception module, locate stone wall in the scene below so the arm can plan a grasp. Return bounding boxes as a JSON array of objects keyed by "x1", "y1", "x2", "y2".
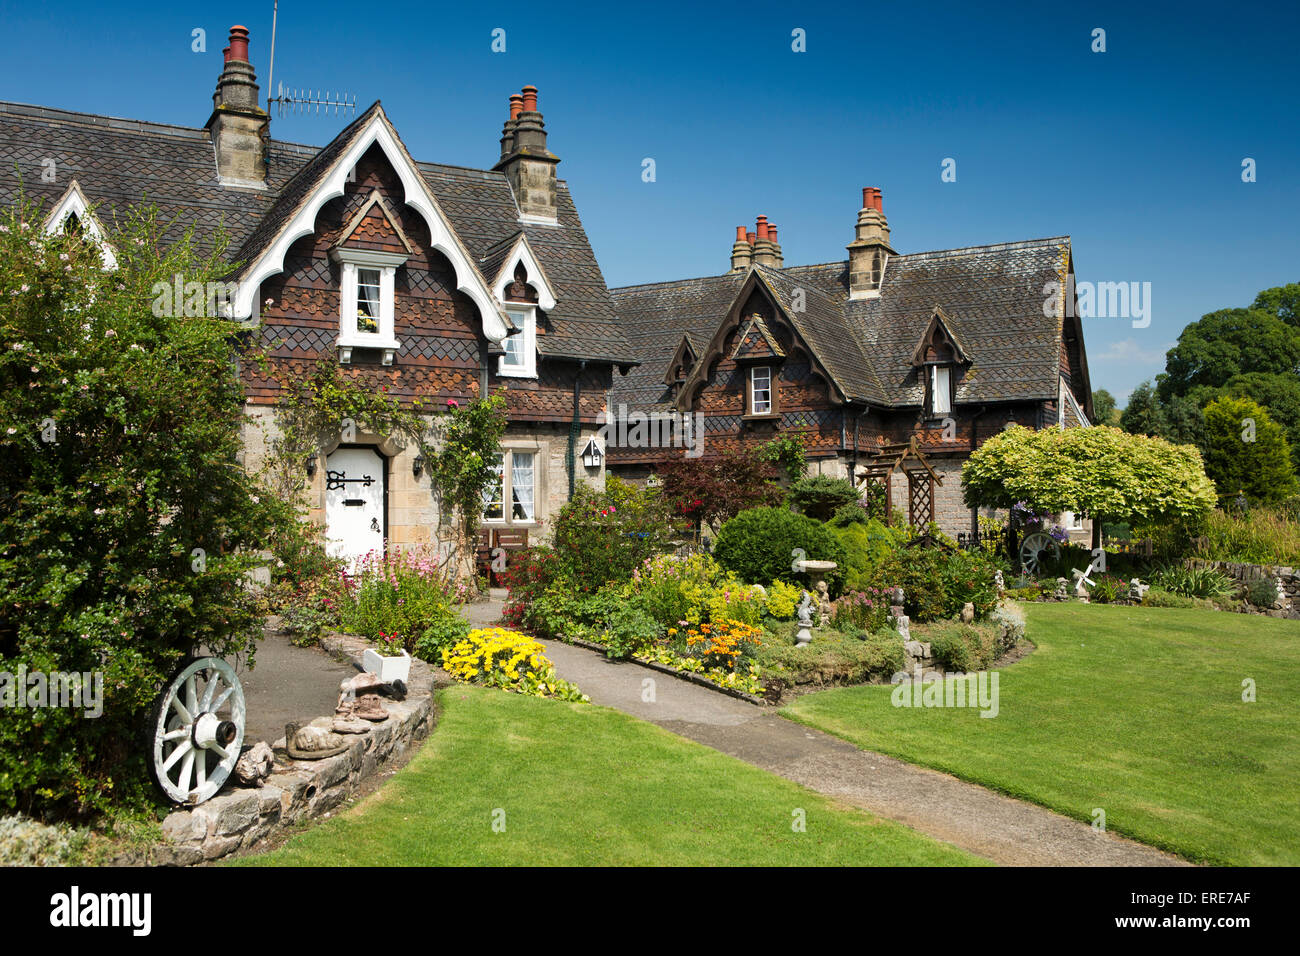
[{"x1": 153, "y1": 633, "x2": 437, "y2": 865}]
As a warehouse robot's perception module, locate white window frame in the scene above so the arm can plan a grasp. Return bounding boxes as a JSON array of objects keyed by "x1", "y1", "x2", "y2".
[
  {"x1": 751, "y1": 365, "x2": 773, "y2": 415},
  {"x1": 330, "y1": 247, "x2": 407, "y2": 365},
  {"x1": 498, "y1": 306, "x2": 537, "y2": 378},
  {"x1": 481, "y1": 448, "x2": 541, "y2": 526},
  {"x1": 928, "y1": 364, "x2": 953, "y2": 417}
]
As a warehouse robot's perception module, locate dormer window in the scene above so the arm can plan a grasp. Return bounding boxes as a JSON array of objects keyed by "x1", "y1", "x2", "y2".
[
  {"x1": 499, "y1": 307, "x2": 537, "y2": 377},
  {"x1": 928, "y1": 364, "x2": 952, "y2": 416},
  {"x1": 750, "y1": 365, "x2": 773, "y2": 416},
  {"x1": 330, "y1": 248, "x2": 407, "y2": 365}
]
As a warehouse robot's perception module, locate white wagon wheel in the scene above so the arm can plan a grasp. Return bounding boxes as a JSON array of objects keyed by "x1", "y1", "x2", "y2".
[
  {"x1": 149, "y1": 657, "x2": 245, "y2": 805},
  {"x1": 1019, "y1": 532, "x2": 1061, "y2": 578}
]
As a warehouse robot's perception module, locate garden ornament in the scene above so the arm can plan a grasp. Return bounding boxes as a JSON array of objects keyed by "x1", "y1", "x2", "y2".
[
  {"x1": 233, "y1": 741, "x2": 274, "y2": 788},
  {"x1": 1128, "y1": 578, "x2": 1149, "y2": 602},
  {"x1": 994, "y1": 569, "x2": 1005, "y2": 598},
  {"x1": 1053, "y1": 578, "x2": 1069, "y2": 602},
  {"x1": 148, "y1": 657, "x2": 246, "y2": 805},
  {"x1": 352, "y1": 694, "x2": 389, "y2": 722},
  {"x1": 796, "y1": 592, "x2": 814, "y2": 646},
  {"x1": 815, "y1": 580, "x2": 832, "y2": 627},
  {"x1": 1072, "y1": 566, "x2": 1094, "y2": 600},
  {"x1": 961, "y1": 602, "x2": 975, "y2": 623},
  {"x1": 890, "y1": 605, "x2": 911, "y2": 642},
  {"x1": 284, "y1": 721, "x2": 349, "y2": 760}
]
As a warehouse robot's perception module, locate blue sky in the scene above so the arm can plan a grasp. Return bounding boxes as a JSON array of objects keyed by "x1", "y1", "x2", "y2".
[{"x1": 1, "y1": 0, "x2": 1296, "y2": 402}]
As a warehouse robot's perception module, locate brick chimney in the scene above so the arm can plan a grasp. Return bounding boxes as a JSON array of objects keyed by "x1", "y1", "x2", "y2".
[
  {"x1": 207, "y1": 26, "x2": 269, "y2": 189},
  {"x1": 751, "y1": 216, "x2": 778, "y2": 268},
  {"x1": 494, "y1": 85, "x2": 560, "y2": 223},
  {"x1": 729, "y1": 226, "x2": 752, "y2": 273},
  {"x1": 847, "y1": 187, "x2": 894, "y2": 299}
]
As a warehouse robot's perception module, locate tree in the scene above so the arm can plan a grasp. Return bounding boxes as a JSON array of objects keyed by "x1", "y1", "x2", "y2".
[
  {"x1": 1119, "y1": 381, "x2": 1167, "y2": 436},
  {"x1": 1157, "y1": 308, "x2": 1300, "y2": 401},
  {"x1": 0, "y1": 199, "x2": 287, "y2": 817},
  {"x1": 962, "y1": 425, "x2": 1217, "y2": 530},
  {"x1": 658, "y1": 448, "x2": 785, "y2": 531},
  {"x1": 1253, "y1": 282, "x2": 1300, "y2": 329},
  {"x1": 1200, "y1": 397, "x2": 1298, "y2": 505},
  {"x1": 1209, "y1": 373, "x2": 1300, "y2": 475},
  {"x1": 1091, "y1": 389, "x2": 1119, "y2": 425}
]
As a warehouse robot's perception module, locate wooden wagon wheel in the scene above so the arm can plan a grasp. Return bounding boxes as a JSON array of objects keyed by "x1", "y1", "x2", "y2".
[
  {"x1": 148, "y1": 657, "x2": 245, "y2": 805},
  {"x1": 1019, "y1": 532, "x2": 1061, "y2": 578}
]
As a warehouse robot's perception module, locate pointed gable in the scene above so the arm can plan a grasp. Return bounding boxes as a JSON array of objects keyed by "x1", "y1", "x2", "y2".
[
  {"x1": 909, "y1": 305, "x2": 970, "y2": 366},
  {"x1": 663, "y1": 335, "x2": 697, "y2": 386},
  {"x1": 730, "y1": 314, "x2": 786, "y2": 362},
  {"x1": 334, "y1": 189, "x2": 414, "y2": 256}
]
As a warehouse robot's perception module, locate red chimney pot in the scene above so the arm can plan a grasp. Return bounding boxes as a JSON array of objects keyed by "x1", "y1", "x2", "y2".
[
  {"x1": 756, "y1": 216, "x2": 769, "y2": 240},
  {"x1": 521, "y1": 85, "x2": 538, "y2": 112},
  {"x1": 222, "y1": 46, "x2": 232, "y2": 63},
  {"x1": 862, "y1": 187, "x2": 872, "y2": 209},
  {"x1": 228, "y1": 25, "x2": 250, "y2": 63},
  {"x1": 746, "y1": 231, "x2": 756, "y2": 246},
  {"x1": 874, "y1": 189, "x2": 884, "y2": 213},
  {"x1": 769, "y1": 224, "x2": 778, "y2": 244},
  {"x1": 509, "y1": 94, "x2": 524, "y2": 120},
  {"x1": 735, "y1": 226, "x2": 747, "y2": 242}
]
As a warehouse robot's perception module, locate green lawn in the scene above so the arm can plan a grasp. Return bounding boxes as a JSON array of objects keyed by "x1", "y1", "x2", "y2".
[
  {"x1": 783, "y1": 602, "x2": 1300, "y2": 866},
  {"x1": 235, "y1": 684, "x2": 982, "y2": 866}
]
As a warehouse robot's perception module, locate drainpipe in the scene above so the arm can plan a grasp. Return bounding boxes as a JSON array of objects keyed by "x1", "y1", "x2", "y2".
[{"x1": 567, "y1": 359, "x2": 587, "y2": 500}]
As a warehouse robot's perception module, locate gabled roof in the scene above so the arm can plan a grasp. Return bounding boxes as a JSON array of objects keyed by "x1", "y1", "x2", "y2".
[
  {"x1": 0, "y1": 98, "x2": 637, "y2": 364},
  {"x1": 611, "y1": 236, "x2": 1078, "y2": 411},
  {"x1": 41, "y1": 179, "x2": 116, "y2": 268},
  {"x1": 480, "y1": 232, "x2": 558, "y2": 311},
  {"x1": 908, "y1": 305, "x2": 970, "y2": 366},
  {"x1": 663, "y1": 335, "x2": 697, "y2": 386}
]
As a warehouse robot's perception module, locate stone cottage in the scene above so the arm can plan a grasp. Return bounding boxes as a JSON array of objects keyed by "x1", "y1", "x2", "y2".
[
  {"x1": 606, "y1": 189, "x2": 1095, "y2": 540},
  {"x1": 0, "y1": 26, "x2": 638, "y2": 565}
]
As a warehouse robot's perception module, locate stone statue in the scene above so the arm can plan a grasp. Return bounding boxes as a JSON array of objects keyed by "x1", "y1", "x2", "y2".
[
  {"x1": 889, "y1": 604, "x2": 911, "y2": 642},
  {"x1": 1054, "y1": 577, "x2": 1069, "y2": 602},
  {"x1": 796, "y1": 591, "x2": 814, "y2": 646},
  {"x1": 961, "y1": 602, "x2": 975, "y2": 623},
  {"x1": 994, "y1": 569, "x2": 1005, "y2": 598},
  {"x1": 1128, "y1": 578, "x2": 1149, "y2": 602},
  {"x1": 815, "y1": 580, "x2": 832, "y2": 627}
]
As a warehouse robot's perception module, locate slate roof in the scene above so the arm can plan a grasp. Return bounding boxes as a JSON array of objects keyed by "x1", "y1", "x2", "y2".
[
  {"x1": 0, "y1": 99, "x2": 636, "y2": 365},
  {"x1": 610, "y1": 236, "x2": 1076, "y2": 410}
]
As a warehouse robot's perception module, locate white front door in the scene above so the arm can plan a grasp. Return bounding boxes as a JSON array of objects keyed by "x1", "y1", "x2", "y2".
[{"x1": 325, "y1": 446, "x2": 385, "y2": 568}]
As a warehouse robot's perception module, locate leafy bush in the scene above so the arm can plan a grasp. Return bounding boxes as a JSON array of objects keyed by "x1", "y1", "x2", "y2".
[
  {"x1": 1140, "y1": 588, "x2": 1195, "y2": 609},
  {"x1": 926, "y1": 622, "x2": 999, "y2": 672},
  {"x1": 0, "y1": 815, "x2": 87, "y2": 866},
  {"x1": 1004, "y1": 583, "x2": 1044, "y2": 602},
  {"x1": 412, "y1": 613, "x2": 472, "y2": 662},
  {"x1": 1087, "y1": 574, "x2": 1128, "y2": 604},
  {"x1": 764, "y1": 580, "x2": 802, "y2": 619},
  {"x1": 830, "y1": 588, "x2": 891, "y2": 633},
  {"x1": 714, "y1": 507, "x2": 847, "y2": 595},
  {"x1": 631, "y1": 553, "x2": 721, "y2": 628},
  {"x1": 829, "y1": 502, "x2": 869, "y2": 525},
  {"x1": 440, "y1": 627, "x2": 587, "y2": 701},
  {"x1": 872, "y1": 546, "x2": 1003, "y2": 623},
  {"x1": 703, "y1": 574, "x2": 764, "y2": 626},
  {"x1": 0, "y1": 201, "x2": 290, "y2": 818},
  {"x1": 1245, "y1": 577, "x2": 1280, "y2": 608},
  {"x1": 501, "y1": 547, "x2": 565, "y2": 628},
  {"x1": 549, "y1": 478, "x2": 677, "y2": 592},
  {"x1": 787, "y1": 475, "x2": 860, "y2": 521},
  {"x1": 658, "y1": 447, "x2": 785, "y2": 529},
  {"x1": 598, "y1": 600, "x2": 663, "y2": 660},
  {"x1": 835, "y1": 519, "x2": 908, "y2": 592},
  {"x1": 338, "y1": 547, "x2": 466, "y2": 653},
  {"x1": 1150, "y1": 563, "x2": 1235, "y2": 600}
]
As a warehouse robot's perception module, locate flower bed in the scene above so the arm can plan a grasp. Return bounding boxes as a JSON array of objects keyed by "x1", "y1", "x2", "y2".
[{"x1": 441, "y1": 627, "x2": 587, "y2": 702}]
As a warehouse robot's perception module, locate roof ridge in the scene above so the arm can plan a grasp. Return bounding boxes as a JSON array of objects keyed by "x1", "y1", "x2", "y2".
[
  {"x1": 893, "y1": 236, "x2": 1070, "y2": 261},
  {"x1": 610, "y1": 271, "x2": 741, "y2": 294}
]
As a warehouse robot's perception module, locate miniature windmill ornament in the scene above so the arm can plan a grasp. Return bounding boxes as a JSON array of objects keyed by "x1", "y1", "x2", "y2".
[{"x1": 1072, "y1": 565, "x2": 1095, "y2": 600}]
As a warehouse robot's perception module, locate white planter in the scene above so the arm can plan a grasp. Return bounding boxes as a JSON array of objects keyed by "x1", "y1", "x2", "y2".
[{"x1": 362, "y1": 648, "x2": 411, "y2": 685}]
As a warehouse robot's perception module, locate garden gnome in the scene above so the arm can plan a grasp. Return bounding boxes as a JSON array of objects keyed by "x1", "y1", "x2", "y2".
[
  {"x1": 796, "y1": 591, "x2": 814, "y2": 646},
  {"x1": 815, "y1": 580, "x2": 832, "y2": 627},
  {"x1": 1054, "y1": 577, "x2": 1069, "y2": 602}
]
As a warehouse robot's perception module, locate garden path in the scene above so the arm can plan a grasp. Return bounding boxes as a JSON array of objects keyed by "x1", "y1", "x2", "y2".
[
  {"x1": 471, "y1": 596, "x2": 1188, "y2": 866},
  {"x1": 235, "y1": 622, "x2": 357, "y2": 746}
]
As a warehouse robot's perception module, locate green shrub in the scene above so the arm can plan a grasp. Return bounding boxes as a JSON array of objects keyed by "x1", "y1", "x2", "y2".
[
  {"x1": 714, "y1": 507, "x2": 847, "y2": 595},
  {"x1": 0, "y1": 201, "x2": 290, "y2": 818},
  {"x1": 0, "y1": 815, "x2": 88, "y2": 866},
  {"x1": 599, "y1": 600, "x2": 663, "y2": 660},
  {"x1": 1141, "y1": 588, "x2": 1195, "y2": 608},
  {"x1": 872, "y1": 546, "x2": 1004, "y2": 623},
  {"x1": 756, "y1": 628, "x2": 905, "y2": 686},
  {"x1": 550, "y1": 478, "x2": 678, "y2": 592},
  {"x1": 1150, "y1": 564, "x2": 1235, "y2": 600},
  {"x1": 1245, "y1": 577, "x2": 1280, "y2": 608},
  {"x1": 926, "y1": 622, "x2": 999, "y2": 672},
  {"x1": 835, "y1": 519, "x2": 908, "y2": 591},
  {"x1": 1087, "y1": 575, "x2": 1128, "y2": 604},
  {"x1": 631, "y1": 553, "x2": 721, "y2": 628},
  {"x1": 339, "y1": 547, "x2": 464, "y2": 653},
  {"x1": 764, "y1": 580, "x2": 802, "y2": 619},
  {"x1": 1192, "y1": 507, "x2": 1300, "y2": 565},
  {"x1": 412, "y1": 612, "x2": 472, "y2": 662},
  {"x1": 829, "y1": 502, "x2": 869, "y2": 525},
  {"x1": 1004, "y1": 584, "x2": 1043, "y2": 602},
  {"x1": 787, "y1": 475, "x2": 861, "y2": 521}
]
